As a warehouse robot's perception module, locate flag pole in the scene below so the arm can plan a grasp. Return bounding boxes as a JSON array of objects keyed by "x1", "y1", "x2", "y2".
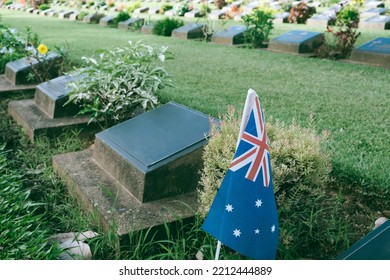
[{"x1": 215, "y1": 241, "x2": 222, "y2": 260}]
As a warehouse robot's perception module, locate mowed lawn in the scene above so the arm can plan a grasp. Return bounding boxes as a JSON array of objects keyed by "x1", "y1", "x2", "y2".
[{"x1": 1, "y1": 10, "x2": 390, "y2": 199}]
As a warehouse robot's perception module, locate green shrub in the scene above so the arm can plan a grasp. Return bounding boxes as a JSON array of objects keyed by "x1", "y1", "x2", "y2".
[
  {"x1": 113, "y1": 10, "x2": 130, "y2": 26},
  {"x1": 198, "y1": 107, "x2": 346, "y2": 259},
  {"x1": 159, "y1": 4, "x2": 173, "y2": 14},
  {"x1": 89, "y1": 12, "x2": 105, "y2": 23},
  {"x1": 127, "y1": 1, "x2": 141, "y2": 13},
  {"x1": 243, "y1": 9, "x2": 274, "y2": 48},
  {"x1": 153, "y1": 17, "x2": 184, "y2": 37},
  {"x1": 174, "y1": 3, "x2": 190, "y2": 16},
  {"x1": 336, "y1": 6, "x2": 360, "y2": 28},
  {"x1": 38, "y1": 3, "x2": 51, "y2": 11},
  {"x1": 288, "y1": 2, "x2": 315, "y2": 24},
  {"x1": 66, "y1": 41, "x2": 173, "y2": 127},
  {"x1": 77, "y1": 11, "x2": 89, "y2": 21},
  {"x1": 0, "y1": 146, "x2": 60, "y2": 259}
]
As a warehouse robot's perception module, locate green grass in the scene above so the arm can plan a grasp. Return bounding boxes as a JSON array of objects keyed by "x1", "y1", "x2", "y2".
[
  {"x1": 0, "y1": 9, "x2": 389, "y2": 259},
  {"x1": 4, "y1": 10, "x2": 385, "y2": 194}
]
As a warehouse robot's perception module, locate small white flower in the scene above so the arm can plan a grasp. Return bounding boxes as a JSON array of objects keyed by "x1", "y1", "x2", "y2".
[
  {"x1": 0, "y1": 47, "x2": 7, "y2": 54},
  {"x1": 158, "y1": 54, "x2": 165, "y2": 62}
]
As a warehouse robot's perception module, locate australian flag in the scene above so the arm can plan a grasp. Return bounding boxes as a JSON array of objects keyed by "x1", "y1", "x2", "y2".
[{"x1": 202, "y1": 89, "x2": 279, "y2": 260}]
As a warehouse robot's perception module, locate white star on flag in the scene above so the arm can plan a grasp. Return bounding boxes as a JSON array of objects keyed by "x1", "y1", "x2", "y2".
[
  {"x1": 225, "y1": 204, "x2": 234, "y2": 212},
  {"x1": 255, "y1": 199, "x2": 263, "y2": 208},
  {"x1": 254, "y1": 229, "x2": 260, "y2": 234},
  {"x1": 233, "y1": 229, "x2": 241, "y2": 237},
  {"x1": 271, "y1": 225, "x2": 276, "y2": 233}
]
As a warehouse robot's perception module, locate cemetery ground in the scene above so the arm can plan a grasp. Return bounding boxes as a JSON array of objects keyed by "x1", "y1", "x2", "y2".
[{"x1": 0, "y1": 9, "x2": 390, "y2": 259}]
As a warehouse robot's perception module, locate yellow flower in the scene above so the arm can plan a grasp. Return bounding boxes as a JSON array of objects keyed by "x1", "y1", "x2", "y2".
[{"x1": 37, "y1": 44, "x2": 48, "y2": 55}]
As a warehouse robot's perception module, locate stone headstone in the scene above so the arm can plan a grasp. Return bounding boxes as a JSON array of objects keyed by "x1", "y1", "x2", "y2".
[
  {"x1": 164, "y1": 9, "x2": 175, "y2": 16},
  {"x1": 361, "y1": 7, "x2": 387, "y2": 18},
  {"x1": 141, "y1": 24, "x2": 154, "y2": 34},
  {"x1": 99, "y1": 15, "x2": 116, "y2": 26},
  {"x1": 306, "y1": 14, "x2": 336, "y2": 28},
  {"x1": 208, "y1": 9, "x2": 227, "y2": 20},
  {"x1": 349, "y1": 37, "x2": 390, "y2": 68},
  {"x1": 4, "y1": 52, "x2": 62, "y2": 86},
  {"x1": 58, "y1": 10, "x2": 74, "y2": 19},
  {"x1": 133, "y1": 6, "x2": 149, "y2": 14},
  {"x1": 268, "y1": 30, "x2": 324, "y2": 55},
  {"x1": 211, "y1": 25, "x2": 247, "y2": 46},
  {"x1": 184, "y1": 9, "x2": 201, "y2": 18},
  {"x1": 41, "y1": 9, "x2": 54, "y2": 16},
  {"x1": 69, "y1": 12, "x2": 81, "y2": 21},
  {"x1": 365, "y1": 1, "x2": 385, "y2": 8},
  {"x1": 83, "y1": 14, "x2": 95, "y2": 23},
  {"x1": 118, "y1": 18, "x2": 145, "y2": 30},
  {"x1": 53, "y1": 102, "x2": 215, "y2": 235},
  {"x1": 336, "y1": 219, "x2": 390, "y2": 259},
  {"x1": 26, "y1": 7, "x2": 35, "y2": 13},
  {"x1": 273, "y1": 12, "x2": 290, "y2": 24},
  {"x1": 34, "y1": 74, "x2": 82, "y2": 118},
  {"x1": 172, "y1": 23, "x2": 205, "y2": 40},
  {"x1": 32, "y1": 9, "x2": 40, "y2": 15},
  {"x1": 148, "y1": 7, "x2": 160, "y2": 14},
  {"x1": 360, "y1": 15, "x2": 390, "y2": 30}
]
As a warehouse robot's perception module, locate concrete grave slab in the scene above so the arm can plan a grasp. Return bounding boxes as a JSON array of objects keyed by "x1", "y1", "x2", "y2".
[
  {"x1": 141, "y1": 24, "x2": 154, "y2": 34},
  {"x1": 208, "y1": 9, "x2": 227, "y2": 20},
  {"x1": 361, "y1": 7, "x2": 387, "y2": 18},
  {"x1": 148, "y1": 8, "x2": 160, "y2": 14},
  {"x1": 349, "y1": 37, "x2": 390, "y2": 68},
  {"x1": 365, "y1": 1, "x2": 385, "y2": 8},
  {"x1": 184, "y1": 9, "x2": 201, "y2": 18},
  {"x1": 58, "y1": 10, "x2": 74, "y2": 19},
  {"x1": 133, "y1": 7, "x2": 149, "y2": 14},
  {"x1": 360, "y1": 15, "x2": 390, "y2": 30},
  {"x1": 118, "y1": 18, "x2": 145, "y2": 30},
  {"x1": 99, "y1": 15, "x2": 116, "y2": 26},
  {"x1": 172, "y1": 23, "x2": 205, "y2": 40},
  {"x1": 306, "y1": 13, "x2": 336, "y2": 28},
  {"x1": 69, "y1": 12, "x2": 81, "y2": 21},
  {"x1": 268, "y1": 30, "x2": 324, "y2": 55},
  {"x1": 4, "y1": 52, "x2": 62, "y2": 86},
  {"x1": 211, "y1": 25, "x2": 247, "y2": 46},
  {"x1": 53, "y1": 102, "x2": 215, "y2": 236},
  {"x1": 8, "y1": 74, "x2": 99, "y2": 141},
  {"x1": 273, "y1": 12, "x2": 290, "y2": 24}
]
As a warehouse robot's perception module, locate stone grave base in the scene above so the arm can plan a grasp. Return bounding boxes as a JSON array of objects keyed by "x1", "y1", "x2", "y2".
[
  {"x1": 0, "y1": 75, "x2": 36, "y2": 95},
  {"x1": 349, "y1": 51, "x2": 390, "y2": 69},
  {"x1": 52, "y1": 149, "x2": 198, "y2": 237},
  {"x1": 8, "y1": 99, "x2": 98, "y2": 142}
]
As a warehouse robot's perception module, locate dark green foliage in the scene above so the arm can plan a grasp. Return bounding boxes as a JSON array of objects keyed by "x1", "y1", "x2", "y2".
[
  {"x1": 243, "y1": 9, "x2": 274, "y2": 48},
  {"x1": 159, "y1": 4, "x2": 173, "y2": 14},
  {"x1": 152, "y1": 17, "x2": 184, "y2": 37},
  {"x1": 288, "y1": 2, "x2": 315, "y2": 24},
  {"x1": 336, "y1": 6, "x2": 360, "y2": 28},
  {"x1": 38, "y1": 4, "x2": 50, "y2": 11},
  {"x1": 113, "y1": 11, "x2": 130, "y2": 26}
]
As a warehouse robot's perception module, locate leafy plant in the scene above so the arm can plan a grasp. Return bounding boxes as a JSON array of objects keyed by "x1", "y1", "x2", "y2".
[
  {"x1": 113, "y1": 10, "x2": 130, "y2": 26},
  {"x1": 336, "y1": 5, "x2": 360, "y2": 28},
  {"x1": 242, "y1": 9, "x2": 274, "y2": 48},
  {"x1": 66, "y1": 41, "x2": 173, "y2": 127},
  {"x1": 77, "y1": 11, "x2": 90, "y2": 21},
  {"x1": 127, "y1": 1, "x2": 141, "y2": 13},
  {"x1": 153, "y1": 17, "x2": 184, "y2": 37},
  {"x1": 214, "y1": 0, "x2": 227, "y2": 10},
  {"x1": 316, "y1": 6, "x2": 360, "y2": 60},
  {"x1": 288, "y1": 2, "x2": 315, "y2": 24},
  {"x1": 159, "y1": 4, "x2": 173, "y2": 14},
  {"x1": 38, "y1": 3, "x2": 51, "y2": 10},
  {"x1": 174, "y1": 3, "x2": 191, "y2": 16},
  {"x1": 89, "y1": 13, "x2": 105, "y2": 24}
]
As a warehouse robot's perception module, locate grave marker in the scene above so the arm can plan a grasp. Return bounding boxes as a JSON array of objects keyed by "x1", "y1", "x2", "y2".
[
  {"x1": 4, "y1": 52, "x2": 62, "y2": 86},
  {"x1": 306, "y1": 14, "x2": 336, "y2": 28},
  {"x1": 99, "y1": 15, "x2": 116, "y2": 26},
  {"x1": 118, "y1": 18, "x2": 145, "y2": 30},
  {"x1": 52, "y1": 102, "x2": 215, "y2": 235},
  {"x1": 211, "y1": 25, "x2": 247, "y2": 46},
  {"x1": 268, "y1": 30, "x2": 324, "y2": 55},
  {"x1": 58, "y1": 10, "x2": 74, "y2": 19},
  {"x1": 349, "y1": 37, "x2": 390, "y2": 68},
  {"x1": 172, "y1": 23, "x2": 205, "y2": 40},
  {"x1": 133, "y1": 7, "x2": 149, "y2": 14},
  {"x1": 8, "y1": 73, "x2": 94, "y2": 141},
  {"x1": 184, "y1": 9, "x2": 201, "y2": 18},
  {"x1": 141, "y1": 24, "x2": 154, "y2": 34},
  {"x1": 208, "y1": 9, "x2": 227, "y2": 20},
  {"x1": 273, "y1": 12, "x2": 290, "y2": 24},
  {"x1": 365, "y1": 1, "x2": 385, "y2": 8},
  {"x1": 361, "y1": 7, "x2": 387, "y2": 18},
  {"x1": 336, "y1": 220, "x2": 390, "y2": 259},
  {"x1": 360, "y1": 15, "x2": 390, "y2": 30}
]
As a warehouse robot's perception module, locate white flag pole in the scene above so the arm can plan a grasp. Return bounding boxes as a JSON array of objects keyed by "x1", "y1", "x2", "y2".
[
  {"x1": 213, "y1": 89, "x2": 258, "y2": 260},
  {"x1": 215, "y1": 241, "x2": 222, "y2": 260}
]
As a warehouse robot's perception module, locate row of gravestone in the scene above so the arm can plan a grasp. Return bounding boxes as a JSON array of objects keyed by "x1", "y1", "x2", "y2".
[{"x1": 1, "y1": 49, "x2": 389, "y2": 258}]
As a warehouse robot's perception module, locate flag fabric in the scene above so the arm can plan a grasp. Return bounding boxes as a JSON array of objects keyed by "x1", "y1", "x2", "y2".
[{"x1": 202, "y1": 89, "x2": 279, "y2": 260}]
